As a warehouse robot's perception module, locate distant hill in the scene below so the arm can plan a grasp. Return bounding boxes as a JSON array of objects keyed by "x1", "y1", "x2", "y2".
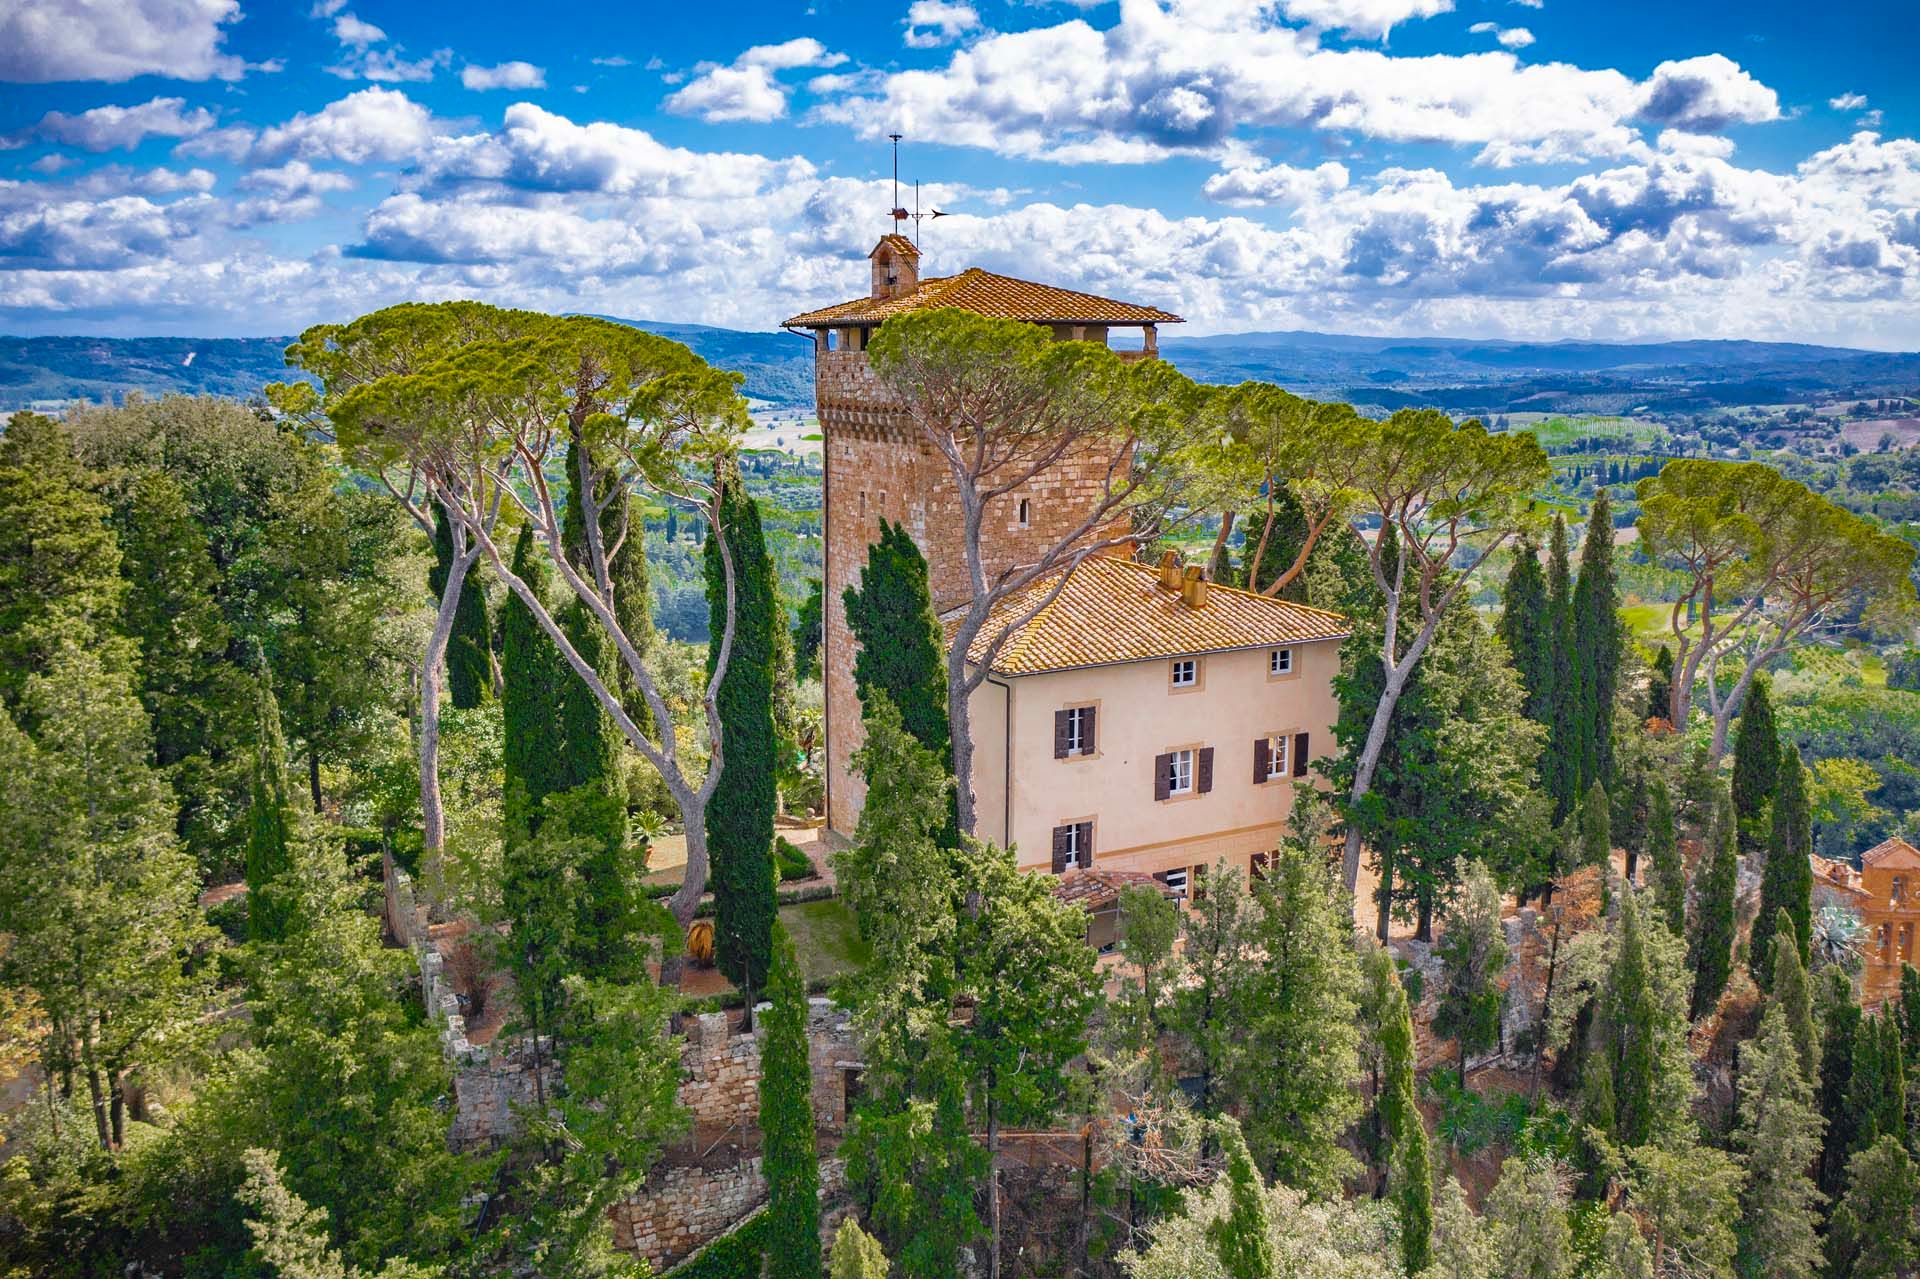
[{"x1": 5, "y1": 322, "x2": 1916, "y2": 416}]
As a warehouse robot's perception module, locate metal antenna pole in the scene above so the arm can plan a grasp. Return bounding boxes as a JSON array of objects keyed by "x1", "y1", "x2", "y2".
[{"x1": 889, "y1": 133, "x2": 902, "y2": 224}]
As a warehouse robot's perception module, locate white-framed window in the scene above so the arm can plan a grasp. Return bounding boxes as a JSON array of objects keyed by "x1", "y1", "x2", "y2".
[
  {"x1": 1270, "y1": 647, "x2": 1294, "y2": 676},
  {"x1": 1170, "y1": 658, "x2": 1198, "y2": 688},
  {"x1": 1162, "y1": 867, "x2": 1189, "y2": 896},
  {"x1": 1265, "y1": 735, "x2": 1290, "y2": 780},
  {"x1": 1167, "y1": 748, "x2": 1195, "y2": 795},
  {"x1": 1061, "y1": 823, "x2": 1085, "y2": 870},
  {"x1": 1064, "y1": 706, "x2": 1094, "y2": 755},
  {"x1": 1017, "y1": 498, "x2": 1032, "y2": 528}
]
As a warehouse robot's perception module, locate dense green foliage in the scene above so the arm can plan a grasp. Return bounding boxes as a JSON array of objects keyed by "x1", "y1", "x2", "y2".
[
  {"x1": 704, "y1": 468, "x2": 779, "y2": 991},
  {"x1": 245, "y1": 667, "x2": 296, "y2": 943},
  {"x1": 1752, "y1": 745, "x2": 1814, "y2": 990},
  {"x1": 760, "y1": 923, "x2": 821, "y2": 1279},
  {"x1": 1688, "y1": 792, "x2": 1740, "y2": 1020},
  {"x1": 429, "y1": 506, "x2": 492, "y2": 710},
  {"x1": 1730, "y1": 674, "x2": 1781, "y2": 849}
]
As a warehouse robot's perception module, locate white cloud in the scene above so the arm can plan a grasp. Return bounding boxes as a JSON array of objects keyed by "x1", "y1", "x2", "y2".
[
  {"x1": 1202, "y1": 158, "x2": 1351, "y2": 206},
  {"x1": 0, "y1": 194, "x2": 205, "y2": 270},
  {"x1": 180, "y1": 87, "x2": 445, "y2": 166},
  {"x1": 904, "y1": 0, "x2": 980, "y2": 48},
  {"x1": 327, "y1": 48, "x2": 446, "y2": 83},
  {"x1": 665, "y1": 39, "x2": 846, "y2": 122},
  {"x1": 1830, "y1": 92, "x2": 1868, "y2": 112},
  {"x1": 331, "y1": 14, "x2": 387, "y2": 47},
  {"x1": 1635, "y1": 54, "x2": 1780, "y2": 132},
  {"x1": 1275, "y1": 0, "x2": 1453, "y2": 40},
  {"x1": 462, "y1": 61, "x2": 548, "y2": 90},
  {"x1": 0, "y1": 0, "x2": 247, "y2": 83},
  {"x1": 9, "y1": 97, "x2": 215, "y2": 152},
  {"x1": 236, "y1": 159, "x2": 356, "y2": 198},
  {"x1": 1498, "y1": 26, "x2": 1533, "y2": 48},
  {"x1": 310, "y1": 0, "x2": 348, "y2": 16}
]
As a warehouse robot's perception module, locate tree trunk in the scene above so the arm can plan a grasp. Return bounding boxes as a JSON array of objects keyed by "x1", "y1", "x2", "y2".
[
  {"x1": 107, "y1": 1067, "x2": 124, "y2": 1148},
  {"x1": 418, "y1": 548, "x2": 474, "y2": 872},
  {"x1": 987, "y1": 1088, "x2": 1001, "y2": 1279},
  {"x1": 78, "y1": 1028, "x2": 109, "y2": 1151},
  {"x1": 1415, "y1": 891, "x2": 1433, "y2": 944},
  {"x1": 1343, "y1": 663, "x2": 1412, "y2": 893},
  {"x1": 949, "y1": 653, "x2": 979, "y2": 838},
  {"x1": 307, "y1": 745, "x2": 322, "y2": 814},
  {"x1": 660, "y1": 817, "x2": 710, "y2": 988}
]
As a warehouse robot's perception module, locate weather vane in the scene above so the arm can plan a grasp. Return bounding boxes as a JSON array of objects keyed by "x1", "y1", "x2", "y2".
[{"x1": 887, "y1": 133, "x2": 945, "y2": 249}]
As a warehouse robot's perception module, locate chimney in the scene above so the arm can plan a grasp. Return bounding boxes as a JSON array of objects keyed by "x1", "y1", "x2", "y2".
[
  {"x1": 1158, "y1": 550, "x2": 1182, "y2": 591},
  {"x1": 1181, "y1": 565, "x2": 1210, "y2": 608},
  {"x1": 869, "y1": 235, "x2": 920, "y2": 300}
]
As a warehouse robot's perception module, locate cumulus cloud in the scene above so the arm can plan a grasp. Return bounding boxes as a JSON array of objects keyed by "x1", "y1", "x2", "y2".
[
  {"x1": 332, "y1": 13, "x2": 386, "y2": 47},
  {"x1": 462, "y1": 61, "x2": 548, "y2": 90},
  {"x1": 1470, "y1": 22, "x2": 1534, "y2": 48},
  {"x1": 1830, "y1": 92, "x2": 1868, "y2": 112},
  {"x1": 0, "y1": 0, "x2": 247, "y2": 83},
  {"x1": 904, "y1": 0, "x2": 980, "y2": 48},
  {"x1": 1202, "y1": 158, "x2": 1351, "y2": 206},
  {"x1": 665, "y1": 39, "x2": 846, "y2": 122},
  {"x1": 236, "y1": 159, "x2": 356, "y2": 199},
  {"x1": 1636, "y1": 54, "x2": 1780, "y2": 132},
  {"x1": 1275, "y1": 0, "x2": 1453, "y2": 39},
  {"x1": 0, "y1": 195, "x2": 205, "y2": 270},
  {"x1": 180, "y1": 87, "x2": 445, "y2": 166},
  {"x1": 6, "y1": 97, "x2": 215, "y2": 152}
]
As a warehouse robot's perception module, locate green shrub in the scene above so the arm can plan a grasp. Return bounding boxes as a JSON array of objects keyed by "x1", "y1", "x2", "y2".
[
  {"x1": 668, "y1": 1208, "x2": 769, "y2": 1278},
  {"x1": 774, "y1": 835, "x2": 814, "y2": 883}
]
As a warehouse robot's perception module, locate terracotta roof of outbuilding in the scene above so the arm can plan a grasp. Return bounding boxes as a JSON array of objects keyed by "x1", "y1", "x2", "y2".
[
  {"x1": 1863, "y1": 836, "x2": 1920, "y2": 867},
  {"x1": 945, "y1": 553, "x2": 1350, "y2": 677},
  {"x1": 782, "y1": 267, "x2": 1183, "y2": 329},
  {"x1": 873, "y1": 233, "x2": 919, "y2": 259},
  {"x1": 1053, "y1": 869, "x2": 1170, "y2": 911}
]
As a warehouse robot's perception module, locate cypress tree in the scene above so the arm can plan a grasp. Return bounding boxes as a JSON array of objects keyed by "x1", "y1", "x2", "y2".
[
  {"x1": 1769, "y1": 909, "x2": 1819, "y2": 1082},
  {"x1": 560, "y1": 438, "x2": 653, "y2": 726},
  {"x1": 1544, "y1": 515, "x2": 1582, "y2": 820},
  {"x1": 1753, "y1": 745, "x2": 1813, "y2": 989},
  {"x1": 1572, "y1": 489, "x2": 1622, "y2": 787},
  {"x1": 429, "y1": 506, "x2": 492, "y2": 710},
  {"x1": 1687, "y1": 792, "x2": 1738, "y2": 1021},
  {"x1": 1499, "y1": 531, "x2": 1551, "y2": 723},
  {"x1": 762, "y1": 923, "x2": 821, "y2": 1279},
  {"x1": 1648, "y1": 645, "x2": 1674, "y2": 724},
  {"x1": 704, "y1": 468, "x2": 778, "y2": 991},
  {"x1": 1371, "y1": 952, "x2": 1433, "y2": 1275},
  {"x1": 1602, "y1": 891, "x2": 1659, "y2": 1147},
  {"x1": 1646, "y1": 779, "x2": 1685, "y2": 935},
  {"x1": 501, "y1": 525, "x2": 572, "y2": 834},
  {"x1": 1827, "y1": 1135, "x2": 1918, "y2": 1279},
  {"x1": 1208, "y1": 1117, "x2": 1277, "y2": 1279},
  {"x1": 1730, "y1": 674, "x2": 1781, "y2": 852},
  {"x1": 793, "y1": 578, "x2": 824, "y2": 683},
  {"x1": 1818, "y1": 966, "x2": 1865, "y2": 1200},
  {"x1": 1579, "y1": 781, "x2": 1611, "y2": 870},
  {"x1": 1847, "y1": 1012, "x2": 1890, "y2": 1154},
  {"x1": 1900, "y1": 964, "x2": 1920, "y2": 1065},
  {"x1": 829, "y1": 1221, "x2": 890, "y2": 1279},
  {"x1": 245, "y1": 665, "x2": 296, "y2": 942},
  {"x1": 1734, "y1": 1006, "x2": 1826, "y2": 1279},
  {"x1": 844, "y1": 519, "x2": 951, "y2": 759}
]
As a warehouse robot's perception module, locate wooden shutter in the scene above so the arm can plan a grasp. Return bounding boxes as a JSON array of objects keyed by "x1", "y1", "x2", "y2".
[
  {"x1": 1292, "y1": 732, "x2": 1310, "y2": 777},
  {"x1": 1253, "y1": 737, "x2": 1270, "y2": 784},
  {"x1": 1154, "y1": 753, "x2": 1172, "y2": 801},
  {"x1": 1197, "y1": 747, "x2": 1215, "y2": 794},
  {"x1": 1083, "y1": 707, "x2": 1097, "y2": 755},
  {"x1": 1054, "y1": 710, "x2": 1071, "y2": 759},
  {"x1": 1051, "y1": 825, "x2": 1070, "y2": 873},
  {"x1": 1078, "y1": 821, "x2": 1094, "y2": 867}
]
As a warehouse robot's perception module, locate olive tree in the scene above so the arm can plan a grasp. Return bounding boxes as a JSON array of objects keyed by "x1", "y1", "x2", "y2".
[
  {"x1": 281, "y1": 307, "x2": 748, "y2": 952},
  {"x1": 1636, "y1": 459, "x2": 1915, "y2": 760}
]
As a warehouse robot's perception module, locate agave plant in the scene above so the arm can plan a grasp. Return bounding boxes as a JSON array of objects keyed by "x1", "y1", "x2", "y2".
[{"x1": 1810, "y1": 904, "x2": 1867, "y2": 973}]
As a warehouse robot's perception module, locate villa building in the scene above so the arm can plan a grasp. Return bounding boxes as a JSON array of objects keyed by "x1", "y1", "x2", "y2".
[
  {"x1": 784, "y1": 235, "x2": 1346, "y2": 887},
  {"x1": 1842, "y1": 836, "x2": 1920, "y2": 999}
]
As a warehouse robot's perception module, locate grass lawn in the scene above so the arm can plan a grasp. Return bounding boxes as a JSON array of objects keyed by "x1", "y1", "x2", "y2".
[{"x1": 780, "y1": 896, "x2": 869, "y2": 985}]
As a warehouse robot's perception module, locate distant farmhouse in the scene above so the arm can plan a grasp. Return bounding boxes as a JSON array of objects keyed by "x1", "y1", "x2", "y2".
[{"x1": 784, "y1": 236, "x2": 1347, "y2": 894}]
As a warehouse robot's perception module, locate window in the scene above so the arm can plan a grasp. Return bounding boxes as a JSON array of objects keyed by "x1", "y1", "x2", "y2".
[
  {"x1": 1017, "y1": 498, "x2": 1032, "y2": 528},
  {"x1": 1263, "y1": 735, "x2": 1290, "y2": 780},
  {"x1": 1896, "y1": 875, "x2": 1906, "y2": 904},
  {"x1": 1250, "y1": 851, "x2": 1274, "y2": 881},
  {"x1": 1059, "y1": 705, "x2": 1095, "y2": 756},
  {"x1": 1170, "y1": 658, "x2": 1198, "y2": 688},
  {"x1": 1162, "y1": 867, "x2": 1189, "y2": 897},
  {"x1": 1051, "y1": 821, "x2": 1092, "y2": 873},
  {"x1": 1166, "y1": 749, "x2": 1194, "y2": 795},
  {"x1": 1269, "y1": 647, "x2": 1294, "y2": 676}
]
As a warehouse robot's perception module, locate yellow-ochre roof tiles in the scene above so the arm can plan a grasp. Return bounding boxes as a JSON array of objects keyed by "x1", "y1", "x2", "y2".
[
  {"x1": 782, "y1": 267, "x2": 1183, "y2": 329},
  {"x1": 945, "y1": 554, "x2": 1350, "y2": 677}
]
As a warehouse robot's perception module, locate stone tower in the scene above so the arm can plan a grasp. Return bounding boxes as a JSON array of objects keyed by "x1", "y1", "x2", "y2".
[{"x1": 783, "y1": 237, "x2": 1182, "y2": 836}]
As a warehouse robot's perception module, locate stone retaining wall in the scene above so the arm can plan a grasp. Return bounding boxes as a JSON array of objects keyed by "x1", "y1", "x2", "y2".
[{"x1": 610, "y1": 1156, "x2": 848, "y2": 1270}]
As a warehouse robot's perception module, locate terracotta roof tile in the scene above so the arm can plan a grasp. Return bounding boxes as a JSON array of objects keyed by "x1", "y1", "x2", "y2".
[
  {"x1": 1863, "y1": 837, "x2": 1920, "y2": 867},
  {"x1": 782, "y1": 267, "x2": 1182, "y2": 329},
  {"x1": 945, "y1": 554, "x2": 1350, "y2": 676},
  {"x1": 1053, "y1": 869, "x2": 1169, "y2": 910}
]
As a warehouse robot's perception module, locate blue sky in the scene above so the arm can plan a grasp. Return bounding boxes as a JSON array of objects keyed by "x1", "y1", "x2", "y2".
[{"x1": 1, "y1": 0, "x2": 1916, "y2": 345}]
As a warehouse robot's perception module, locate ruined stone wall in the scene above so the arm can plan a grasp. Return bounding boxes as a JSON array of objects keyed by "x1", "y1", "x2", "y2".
[
  {"x1": 677, "y1": 999, "x2": 862, "y2": 1136},
  {"x1": 817, "y1": 349, "x2": 1133, "y2": 834},
  {"x1": 610, "y1": 1157, "x2": 849, "y2": 1271}
]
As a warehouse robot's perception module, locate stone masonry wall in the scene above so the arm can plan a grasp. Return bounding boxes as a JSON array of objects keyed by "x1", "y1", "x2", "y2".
[
  {"x1": 817, "y1": 348, "x2": 1134, "y2": 834},
  {"x1": 609, "y1": 1157, "x2": 848, "y2": 1271}
]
